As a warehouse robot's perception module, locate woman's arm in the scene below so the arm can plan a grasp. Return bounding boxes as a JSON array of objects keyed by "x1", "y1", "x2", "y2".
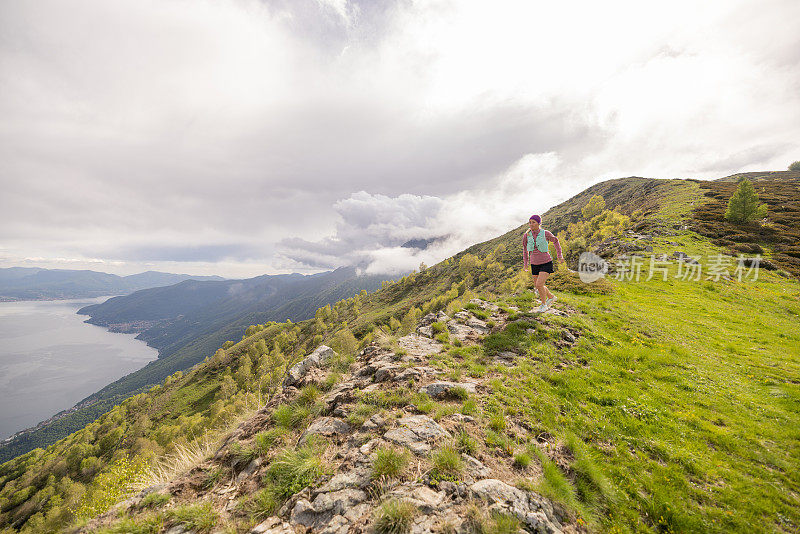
[
  {"x1": 546, "y1": 230, "x2": 565, "y2": 262},
  {"x1": 522, "y1": 232, "x2": 529, "y2": 267}
]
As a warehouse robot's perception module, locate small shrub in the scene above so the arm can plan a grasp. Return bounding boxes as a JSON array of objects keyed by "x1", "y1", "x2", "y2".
[
  {"x1": 373, "y1": 499, "x2": 418, "y2": 534},
  {"x1": 272, "y1": 404, "x2": 311, "y2": 429},
  {"x1": 201, "y1": 468, "x2": 223, "y2": 490},
  {"x1": 139, "y1": 492, "x2": 170, "y2": 509},
  {"x1": 455, "y1": 430, "x2": 478, "y2": 456},
  {"x1": 447, "y1": 386, "x2": 469, "y2": 401},
  {"x1": 242, "y1": 488, "x2": 279, "y2": 522},
  {"x1": 229, "y1": 443, "x2": 258, "y2": 470},
  {"x1": 297, "y1": 385, "x2": 321, "y2": 406},
  {"x1": 431, "y1": 322, "x2": 446, "y2": 334},
  {"x1": 489, "y1": 413, "x2": 507, "y2": 432},
  {"x1": 164, "y1": 501, "x2": 219, "y2": 533},
  {"x1": 347, "y1": 402, "x2": 380, "y2": 427},
  {"x1": 262, "y1": 440, "x2": 328, "y2": 500},
  {"x1": 96, "y1": 513, "x2": 163, "y2": 534},
  {"x1": 513, "y1": 452, "x2": 531, "y2": 469},
  {"x1": 435, "y1": 332, "x2": 450, "y2": 344},
  {"x1": 372, "y1": 448, "x2": 411, "y2": 480},
  {"x1": 461, "y1": 398, "x2": 478, "y2": 416},
  {"x1": 255, "y1": 428, "x2": 287, "y2": 455},
  {"x1": 432, "y1": 445, "x2": 463, "y2": 476}
]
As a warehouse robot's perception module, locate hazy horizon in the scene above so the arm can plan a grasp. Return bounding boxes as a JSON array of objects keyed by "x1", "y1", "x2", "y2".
[{"x1": 2, "y1": 0, "x2": 798, "y2": 279}]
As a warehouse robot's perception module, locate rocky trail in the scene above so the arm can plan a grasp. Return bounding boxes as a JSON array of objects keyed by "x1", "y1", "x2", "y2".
[{"x1": 73, "y1": 298, "x2": 587, "y2": 534}]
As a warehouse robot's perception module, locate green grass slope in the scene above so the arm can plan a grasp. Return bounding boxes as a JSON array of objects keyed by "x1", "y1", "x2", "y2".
[{"x1": 0, "y1": 175, "x2": 797, "y2": 534}]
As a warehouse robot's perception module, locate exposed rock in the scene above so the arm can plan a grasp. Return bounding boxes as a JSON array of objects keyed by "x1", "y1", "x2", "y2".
[
  {"x1": 469, "y1": 298, "x2": 499, "y2": 311},
  {"x1": 374, "y1": 364, "x2": 403, "y2": 382},
  {"x1": 465, "y1": 317, "x2": 490, "y2": 333},
  {"x1": 416, "y1": 325, "x2": 435, "y2": 338},
  {"x1": 250, "y1": 517, "x2": 294, "y2": 533},
  {"x1": 300, "y1": 417, "x2": 351, "y2": 442},
  {"x1": 284, "y1": 345, "x2": 337, "y2": 387},
  {"x1": 316, "y1": 465, "x2": 373, "y2": 493},
  {"x1": 561, "y1": 330, "x2": 577, "y2": 343},
  {"x1": 397, "y1": 334, "x2": 443, "y2": 357},
  {"x1": 418, "y1": 381, "x2": 477, "y2": 399},
  {"x1": 393, "y1": 367, "x2": 424, "y2": 383},
  {"x1": 388, "y1": 484, "x2": 445, "y2": 513},
  {"x1": 470, "y1": 479, "x2": 563, "y2": 534},
  {"x1": 462, "y1": 454, "x2": 491, "y2": 479},
  {"x1": 361, "y1": 413, "x2": 388, "y2": 431},
  {"x1": 290, "y1": 488, "x2": 368, "y2": 529},
  {"x1": 384, "y1": 415, "x2": 451, "y2": 455}
]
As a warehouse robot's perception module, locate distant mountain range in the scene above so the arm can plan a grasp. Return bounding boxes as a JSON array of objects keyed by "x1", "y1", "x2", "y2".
[
  {"x1": 0, "y1": 267, "x2": 224, "y2": 301},
  {"x1": 0, "y1": 265, "x2": 392, "y2": 462}
]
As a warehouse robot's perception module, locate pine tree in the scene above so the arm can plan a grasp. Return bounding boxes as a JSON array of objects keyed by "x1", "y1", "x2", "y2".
[{"x1": 725, "y1": 178, "x2": 767, "y2": 223}]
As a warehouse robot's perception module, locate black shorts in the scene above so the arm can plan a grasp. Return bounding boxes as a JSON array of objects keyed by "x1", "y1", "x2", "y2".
[{"x1": 531, "y1": 261, "x2": 554, "y2": 275}]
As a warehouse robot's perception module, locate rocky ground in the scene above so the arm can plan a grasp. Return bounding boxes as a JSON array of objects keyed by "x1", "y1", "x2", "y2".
[{"x1": 73, "y1": 299, "x2": 588, "y2": 534}]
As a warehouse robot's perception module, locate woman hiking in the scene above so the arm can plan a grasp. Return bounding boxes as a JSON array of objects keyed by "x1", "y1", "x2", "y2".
[{"x1": 523, "y1": 214, "x2": 564, "y2": 312}]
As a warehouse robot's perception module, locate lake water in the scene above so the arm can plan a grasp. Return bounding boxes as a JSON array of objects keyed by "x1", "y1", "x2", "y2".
[{"x1": 0, "y1": 298, "x2": 158, "y2": 441}]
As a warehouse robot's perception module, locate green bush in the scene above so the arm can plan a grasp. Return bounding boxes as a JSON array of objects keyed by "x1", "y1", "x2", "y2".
[
  {"x1": 164, "y1": 501, "x2": 219, "y2": 533},
  {"x1": 725, "y1": 178, "x2": 767, "y2": 223},
  {"x1": 272, "y1": 404, "x2": 311, "y2": 429},
  {"x1": 372, "y1": 448, "x2": 411, "y2": 480},
  {"x1": 454, "y1": 430, "x2": 478, "y2": 456},
  {"x1": 513, "y1": 452, "x2": 531, "y2": 469},
  {"x1": 262, "y1": 440, "x2": 327, "y2": 500},
  {"x1": 139, "y1": 492, "x2": 170, "y2": 509},
  {"x1": 255, "y1": 428, "x2": 287, "y2": 455},
  {"x1": 373, "y1": 499, "x2": 418, "y2": 534},
  {"x1": 432, "y1": 445, "x2": 463, "y2": 476}
]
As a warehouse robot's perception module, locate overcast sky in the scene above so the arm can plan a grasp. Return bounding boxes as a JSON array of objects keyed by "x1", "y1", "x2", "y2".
[{"x1": 1, "y1": 0, "x2": 798, "y2": 278}]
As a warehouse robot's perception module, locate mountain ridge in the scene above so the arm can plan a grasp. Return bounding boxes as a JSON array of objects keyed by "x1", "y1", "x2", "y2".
[{"x1": 1, "y1": 173, "x2": 798, "y2": 534}]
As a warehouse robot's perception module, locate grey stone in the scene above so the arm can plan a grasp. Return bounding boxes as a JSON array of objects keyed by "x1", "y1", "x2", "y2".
[
  {"x1": 316, "y1": 466, "x2": 372, "y2": 493},
  {"x1": 465, "y1": 317, "x2": 490, "y2": 333},
  {"x1": 383, "y1": 415, "x2": 451, "y2": 455},
  {"x1": 290, "y1": 489, "x2": 367, "y2": 529},
  {"x1": 284, "y1": 345, "x2": 337, "y2": 387},
  {"x1": 393, "y1": 367, "x2": 424, "y2": 383},
  {"x1": 562, "y1": 330, "x2": 576, "y2": 343},
  {"x1": 453, "y1": 311, "x2": 471, "y2": 321},
  {"x1": 374, "y1": 364, "x2": 402, "y2": 382},
  {"x1": 470, "y1": 478, "x2": 527, "y2": 505},
  {"x1": 462, "y1": 454, "x2": 491, "y2": 478},
  {"x1": 396, "y1": 334, "x2": 443, "y2": 357},
  {"x1": 416, "y1": 325, "x2": 435, "y2": 338},
  {"x1": 418, "y1": 381, "x2": 477, "y2": 399},
  {"x1": 389, "y1": 484, "x2": 445, "y2": 512},
  {"x1": 300, "y1": 417, "x2": 351, "y2": 441},
  {"x1": 384, "y1": 428, "x2": 431, "y2": 455},
  {"x1": 470, "y1": 479, "x2": 564, "y2": 534},
  {"x1": 249, "y1": 517, "x2": 294, "y2": 533}
]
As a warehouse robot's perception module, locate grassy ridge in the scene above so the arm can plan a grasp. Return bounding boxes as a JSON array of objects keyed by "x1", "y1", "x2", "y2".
[{"x1": 1, "y1": 175, "x2": 798, "y2": 533}]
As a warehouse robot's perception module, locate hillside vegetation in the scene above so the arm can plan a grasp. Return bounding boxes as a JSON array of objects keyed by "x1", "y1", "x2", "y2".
[
  {"x1": 0, "y1": 268, "x2": 388, "y2": 464},
  {"x1": 1, "y1": 175, "x2": 798, "y2": 534}
]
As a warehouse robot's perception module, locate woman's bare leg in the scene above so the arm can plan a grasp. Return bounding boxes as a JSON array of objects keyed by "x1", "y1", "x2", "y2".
[{"x1": 535, "y1": 271, "x2": 550, "y2": 305}]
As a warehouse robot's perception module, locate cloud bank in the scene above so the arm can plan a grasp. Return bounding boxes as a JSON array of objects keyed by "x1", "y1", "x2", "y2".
[{"x1": 1, "y1": 0, "x2": 798, "y2": 277}]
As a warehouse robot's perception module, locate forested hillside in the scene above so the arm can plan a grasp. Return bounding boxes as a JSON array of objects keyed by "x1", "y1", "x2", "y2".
[
  {"x1": 0, "y1": 268, "x2": 389, "y2": 464},
  {"x1": 1, "y1": 175, "x2": 797, "y2": 534}
]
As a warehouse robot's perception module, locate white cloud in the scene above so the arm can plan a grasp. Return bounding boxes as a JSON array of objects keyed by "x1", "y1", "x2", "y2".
[{"x1": 0, "y1": 0, "x2": 797, "y2": 277}]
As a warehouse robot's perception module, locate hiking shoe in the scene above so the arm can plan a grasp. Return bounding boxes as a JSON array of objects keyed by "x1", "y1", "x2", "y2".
[
  {"x1": 545, "y1": 295, "x2": 557, "y2": 307},
  {"x1": 535, "y1": 304, "x2": 549, "y2": 313}
]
